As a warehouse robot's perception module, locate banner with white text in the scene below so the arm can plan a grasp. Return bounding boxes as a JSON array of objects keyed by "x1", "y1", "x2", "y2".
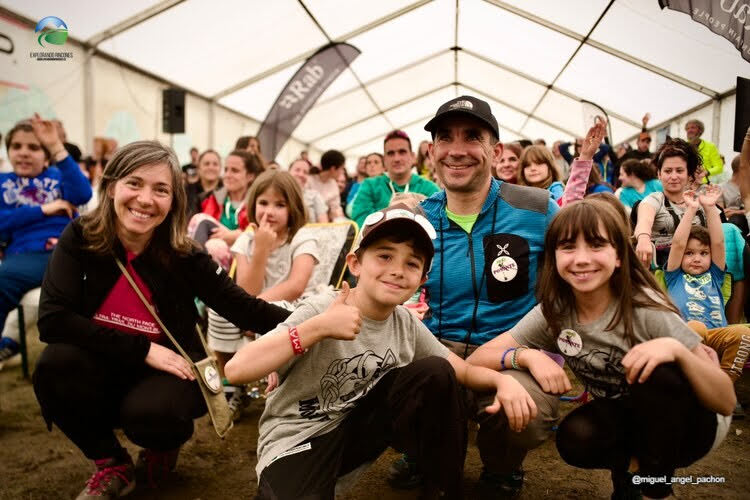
[
  {"x1": 257, "y1": 42, "x2": 361, "y2": 160},
  {"x1": 659, "y1": 0, "x2": 750, "y2": 63}
]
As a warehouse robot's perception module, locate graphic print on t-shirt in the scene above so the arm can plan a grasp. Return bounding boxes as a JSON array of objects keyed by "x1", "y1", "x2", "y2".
[
  {"x1": 682, "y1": 272, "x2": 724, "y2": 325},
  {"x1": 297, "y1": 349, "x2": 397, "y2": 421},
  {"x1": 2, "y1": 176, "x2": 61, "y2": 206},
  {"x1": 566, "y1": 346, "x2": 629, "y2": 399},
  {"x1": 92, "y1": 253, "x2": 163, "y2": 343}
]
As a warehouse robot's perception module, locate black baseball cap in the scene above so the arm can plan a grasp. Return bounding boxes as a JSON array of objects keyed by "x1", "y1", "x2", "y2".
[{"x1": 424, "y1": 95, "x2": 499, "y2": 140}]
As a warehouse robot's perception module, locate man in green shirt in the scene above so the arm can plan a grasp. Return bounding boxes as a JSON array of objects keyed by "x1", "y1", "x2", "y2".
[
  {"x1": 686, "y1": 119, "x2": 723, "y2": 182},
  {"x1": 351, "y1": 130, "x2": 440, "y2": 228}
]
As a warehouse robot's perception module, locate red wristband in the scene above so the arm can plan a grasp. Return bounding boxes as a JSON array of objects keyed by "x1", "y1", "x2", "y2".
[{"x1": 289, "y1": 326, "x2": 305, "y2": 355}]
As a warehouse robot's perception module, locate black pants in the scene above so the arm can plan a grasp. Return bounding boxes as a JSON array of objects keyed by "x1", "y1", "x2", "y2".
[
  {"x1": 33, "y1": 343, "x2": 207, "y2": 460},
  {"x1": 555, "y1": 363, "x2": 718, "y2": 499},
  {"x1": 257, "y1": 356, "x2": 468, "y2": 499}
]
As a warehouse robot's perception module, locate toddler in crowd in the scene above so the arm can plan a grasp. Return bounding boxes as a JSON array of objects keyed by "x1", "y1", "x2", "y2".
[{"x1": 664, "y1": 185, "x2": 750, "y2": 386}]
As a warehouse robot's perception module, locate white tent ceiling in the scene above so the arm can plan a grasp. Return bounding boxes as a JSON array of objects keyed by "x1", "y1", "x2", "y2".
[{"x1": 4, "y1": 0, "x2": 749, "y2": 157}]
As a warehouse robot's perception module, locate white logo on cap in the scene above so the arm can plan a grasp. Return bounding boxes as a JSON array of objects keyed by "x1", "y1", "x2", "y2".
[
  {"x1": 449, "y1": 100, "x2": 473, "y2": 110},
  {"x1": 385, "y1": 209, "x2": 414, "y2": 220},
  {"x1": 363, "y1": 211, "x2": 385, "y2": 227}
]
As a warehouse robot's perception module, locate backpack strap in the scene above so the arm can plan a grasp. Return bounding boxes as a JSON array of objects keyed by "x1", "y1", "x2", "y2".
[{"x1": 664, "y1": 197, "x2": 706, "y2": 228}]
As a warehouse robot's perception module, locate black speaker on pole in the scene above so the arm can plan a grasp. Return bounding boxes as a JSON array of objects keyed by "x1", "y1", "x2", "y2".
[
  {"x1": 735, "y1": 76, "x2": 750, "y2": 152},
  {"x1": 162, "y1": 88, "x2": 185, "y2": 134}
]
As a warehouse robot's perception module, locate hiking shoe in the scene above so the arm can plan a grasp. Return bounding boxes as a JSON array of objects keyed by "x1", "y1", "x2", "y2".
[
  {"x1": 0, "y1": 337, "x2": 20, "y2": 368},
  {"x1": 477, "y1": 468, "x2": 524, "y2": 500},
  {"x1": 76, "y1": 457, "x2": 135, "y2": 499},
  {"x1": 388, "y1": 454, "x2": 423, "y2": 489},
  {"x1": 227, "y1": 385, "x2": 252, "y2": 421},
  {"x1": 135, "y1": 448, "x2": 179, "y2": 487}
]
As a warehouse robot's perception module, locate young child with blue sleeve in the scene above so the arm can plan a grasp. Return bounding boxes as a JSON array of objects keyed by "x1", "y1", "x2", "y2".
[
  {"x1": 0, "y1": 114, "x2": 92, "y2": 363},
  {"x1": 665, "y1": 185, "x2": 750, "y2": 383}
]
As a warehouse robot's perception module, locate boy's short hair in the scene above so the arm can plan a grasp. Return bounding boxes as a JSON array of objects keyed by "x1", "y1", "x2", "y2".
[
  {"x1": 320, "y1": 149, "x2": 345, "y2": 171},
  {"x1": 688, "y1": 224, "x2": 711, "y2": 248},
  {"x1": 353, "y1": 204, "x2": 436, "y2": 276}
]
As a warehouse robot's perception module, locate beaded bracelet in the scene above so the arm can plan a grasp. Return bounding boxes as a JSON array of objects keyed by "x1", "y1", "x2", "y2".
[
  {"x1": 511, "y1": 345, "x2": 529, "y2": 370},
  {"x1": 500, "y1": 348, "x2": 515, "y2": 370}
]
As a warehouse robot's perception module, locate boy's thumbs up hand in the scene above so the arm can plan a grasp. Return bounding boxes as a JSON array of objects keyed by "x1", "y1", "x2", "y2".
[
  {"x1": 320, "y1": 282, "x2": 361, "y2": 341},
  {"x1": 333, "y1": 281, "x2": 351, "y2": 303}
]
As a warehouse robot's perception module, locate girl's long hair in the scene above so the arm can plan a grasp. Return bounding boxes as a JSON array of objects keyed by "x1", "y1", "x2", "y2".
[
  {"x1": 518, "y1": 145, "x2": 559, "y2": 189},
  {"x1": 79, "y1": 141, "x2": 194, "y2": 262},
  {"x1": 245, "y1": 170, "x2": 307, "y2": 243},
  {"x1": 537, "y1": 198, "x2": 678, "y2": 346}
]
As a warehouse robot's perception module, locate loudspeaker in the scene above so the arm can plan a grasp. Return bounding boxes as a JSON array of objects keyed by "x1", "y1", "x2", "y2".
[
  {"x1": 735, "y1": 76, "x2": 750, "y2": 152},
  {"x1": 162, "y1": 88, "x2": 185, "y2": 134}
]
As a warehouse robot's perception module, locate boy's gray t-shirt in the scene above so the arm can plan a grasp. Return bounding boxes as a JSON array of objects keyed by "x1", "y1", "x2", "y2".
[
  {"x1": 508, "y1": 296, "x2": 700, "y2": 400},
  {"x1": 255, "y1": 289, "x2": 450, "y2": 477}
]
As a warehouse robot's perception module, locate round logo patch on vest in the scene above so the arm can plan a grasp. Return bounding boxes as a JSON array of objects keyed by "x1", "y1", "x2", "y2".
[
  {"x1": 491, "y1": 256, "x2": 518, "y2": 282},
  {"x1": 557, "y1": 329, "x2": 583, "y2": 356},
  {"x1": 204, "y1": 365, "x2": 221, "y2": 392}
]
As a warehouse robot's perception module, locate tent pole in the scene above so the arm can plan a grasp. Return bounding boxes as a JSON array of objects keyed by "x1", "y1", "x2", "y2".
[
  {"x1": 83, "y1": 49, "x2": 95, "y2": 156},
  {"x1": 711, "y1": 99, "x2": 721, "y2": 145},
  {"x1": 208, "y1": 100, "x2": 215, "y2": 149}
]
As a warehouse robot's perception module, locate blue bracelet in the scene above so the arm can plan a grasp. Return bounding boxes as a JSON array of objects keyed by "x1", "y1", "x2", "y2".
[{"x1": 501, "y1": 348, "x2": 515, "y2": 370}]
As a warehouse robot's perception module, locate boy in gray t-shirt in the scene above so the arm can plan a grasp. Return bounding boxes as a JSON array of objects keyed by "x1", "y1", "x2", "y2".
[{"x1": 226, "y1": 204, "x2": 538, "y2": 499}]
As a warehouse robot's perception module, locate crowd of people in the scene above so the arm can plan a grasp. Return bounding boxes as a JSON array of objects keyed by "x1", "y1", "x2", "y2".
[{"x1": 0, "y1": 95, "x2": 749, "y2": 500}]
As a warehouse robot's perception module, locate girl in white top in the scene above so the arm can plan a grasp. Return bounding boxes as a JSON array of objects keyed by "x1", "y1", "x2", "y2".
[
  {"x1": 207, "y1": 171, "x2": 319, "y2": 396},
  {"x1": 468, "y1": 198, "x2": 733, "y2": 499},
  {"x1": 233, "y1": 170, "x2": 319, "y2": 304}
]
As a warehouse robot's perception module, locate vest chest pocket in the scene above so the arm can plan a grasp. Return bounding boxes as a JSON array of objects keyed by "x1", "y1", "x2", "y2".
[{"x1": 483, "y1": 233, "x2": 529, "y2": 303}]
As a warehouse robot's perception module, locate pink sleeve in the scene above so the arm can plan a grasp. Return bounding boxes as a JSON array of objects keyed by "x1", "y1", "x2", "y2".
[{"x1": 560, "y1": 159, "x2": 593, "y2": 207}]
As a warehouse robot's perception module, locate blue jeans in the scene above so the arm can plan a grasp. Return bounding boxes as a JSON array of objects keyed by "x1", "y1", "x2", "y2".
[{"x1": 0, "y1": 251, "x2": 51, "y2": 341}]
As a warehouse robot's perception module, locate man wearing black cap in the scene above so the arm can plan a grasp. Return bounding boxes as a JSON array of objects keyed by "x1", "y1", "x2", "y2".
[{"x1": 389, "y1": 95, "x2": 563, "y2": 498}]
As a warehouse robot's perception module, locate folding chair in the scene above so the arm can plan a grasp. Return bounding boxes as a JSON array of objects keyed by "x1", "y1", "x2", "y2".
[
  {"x1": 2, "y1": 287, "x2": 41, "y2": 379},
  {"x1": 300, "y1": 220, "x2": 358, "y2": 290}
]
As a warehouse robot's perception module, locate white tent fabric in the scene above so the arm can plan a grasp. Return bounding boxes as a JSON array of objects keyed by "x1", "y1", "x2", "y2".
[{"x1": 4, "y1": 0, "x2": 748, "y2": 158}]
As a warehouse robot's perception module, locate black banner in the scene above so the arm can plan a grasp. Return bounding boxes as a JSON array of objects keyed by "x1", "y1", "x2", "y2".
[
  {"x1": 659, "y1": 0, "x2": 750, "y2": 63},
  {"x1": 257, "y1": 42, "x2": 361, "y2": 160}
]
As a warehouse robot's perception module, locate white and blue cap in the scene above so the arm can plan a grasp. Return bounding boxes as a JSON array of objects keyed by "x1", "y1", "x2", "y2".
[{"x1": 353, "y1": 203, "x2": 437, "y2": 271}]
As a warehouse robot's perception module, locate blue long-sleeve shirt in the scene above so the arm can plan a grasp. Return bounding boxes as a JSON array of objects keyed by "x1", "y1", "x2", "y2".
[{"x1": 0, "y1": 155, "x2": 92, "y2": 254}]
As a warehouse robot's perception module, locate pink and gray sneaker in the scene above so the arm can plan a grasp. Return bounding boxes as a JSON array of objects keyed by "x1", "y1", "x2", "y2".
[{"x1": 76, "y1": 457, "x2": 135, "y2": 499}]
